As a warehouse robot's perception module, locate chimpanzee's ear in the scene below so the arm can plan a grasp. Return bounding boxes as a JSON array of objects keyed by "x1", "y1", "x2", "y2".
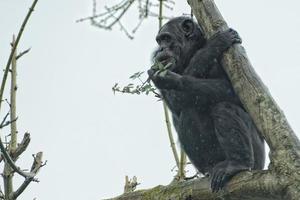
[{"x1": 181, "y1": 19, "x2": 195, "y2": 38}]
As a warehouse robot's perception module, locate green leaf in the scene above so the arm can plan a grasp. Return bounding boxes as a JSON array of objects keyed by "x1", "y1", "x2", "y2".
[
  {"x1": 164, "y1": 62, "x2": 172, "y2": 70},
  {"x1": 157, "y1": 62, "x2": 164, "y2": 70},
  {"x1": 159, "y1": 70, "x2": 167, "y2": 77},
  {"x1": 129, "y1": 71, "x2": 144, "y2": 80}
]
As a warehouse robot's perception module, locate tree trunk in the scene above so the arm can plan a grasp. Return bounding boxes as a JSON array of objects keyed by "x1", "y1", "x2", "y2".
[{"x1": 104, "y1": 0, "x2": 300, "y2": 199}]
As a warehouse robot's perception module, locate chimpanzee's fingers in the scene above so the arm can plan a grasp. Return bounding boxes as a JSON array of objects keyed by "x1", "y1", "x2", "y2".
[
  {"x1": 147, "y1": 69, "x2": 155, "y2": 78},
  {"x1": 229, "y1": 28, "x2": 242, "y2": 44}
]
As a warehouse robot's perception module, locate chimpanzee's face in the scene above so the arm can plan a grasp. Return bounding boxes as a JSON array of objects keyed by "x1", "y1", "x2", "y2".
[{"x1": 153, "y1": 17, "x2": 205, "y2": 74}]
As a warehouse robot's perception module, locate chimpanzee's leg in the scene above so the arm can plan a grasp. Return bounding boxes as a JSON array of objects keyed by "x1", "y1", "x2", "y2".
[{"x1": 210, "y1": 102, "x2": 255, "y2": 192}]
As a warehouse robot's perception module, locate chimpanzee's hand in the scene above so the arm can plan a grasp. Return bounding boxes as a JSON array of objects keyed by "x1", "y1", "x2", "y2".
[
  {"x1": 148, "y1": 69, "x2": 182, "y2": 90},
  {"x1": 208, "y1": 28, "x2": 242, "y2": 53}
]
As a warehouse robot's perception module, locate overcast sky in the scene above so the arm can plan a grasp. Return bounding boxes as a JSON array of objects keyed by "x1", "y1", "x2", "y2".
[{"x1": 0, "y1": 0, "x2": 300, "y2": 199}]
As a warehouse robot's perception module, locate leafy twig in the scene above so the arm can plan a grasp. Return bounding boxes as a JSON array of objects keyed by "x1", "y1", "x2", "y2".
[{"x1": 112, "y1": 71, "x2": 159, "y2": 97}]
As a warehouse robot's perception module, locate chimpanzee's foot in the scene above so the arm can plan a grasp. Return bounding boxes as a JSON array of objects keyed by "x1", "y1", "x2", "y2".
[{"x1": 211, "y1": 161, "x2": 250, "y2": 192}]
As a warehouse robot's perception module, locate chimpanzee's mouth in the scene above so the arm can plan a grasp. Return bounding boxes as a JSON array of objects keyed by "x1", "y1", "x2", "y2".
[
  {"x1": 154, "y1": 51, "x2": 177, "y2": 70},
  {"x1": 159, "y1": 56, "x2": 176, "y2": 66},
  {"x1": 160, "y1": 58, "x2": 172, "y2": 66}
]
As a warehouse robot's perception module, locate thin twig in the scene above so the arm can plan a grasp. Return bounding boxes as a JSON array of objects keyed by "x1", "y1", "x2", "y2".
[
  {"x1": 163, "y1": 102, "x2": 179, "y2": 168},
  {"x1": 144, "y1": 0, "x2": 149, "y2": 17},
  {"x1": 0, "y1": 113, "x2": 10, "y2": 128},
  {"x1": 106, "y1": 0, "x2": 135, "y2": 29},
  {"x1": 76, "y1": 0, "x2": 132, "y2": 23},
  {"x1": 0, "y1": 117, "x2": 18, "y2": 129},
  {"x1": 16, "y1": 48, "x2": 31, "y2": 60},
  {"x1": 78, "y1": 0, "x2": 174, "y2": 39},
  {"x1": 178, "y1": 148, "x2": 187, "y2": 179},
  {"x1": 158, "y1": 0, "x2": 180, "y2": 171},
  {"x1": 158, "y1": 0, "x2": 163, "y2": 29}
]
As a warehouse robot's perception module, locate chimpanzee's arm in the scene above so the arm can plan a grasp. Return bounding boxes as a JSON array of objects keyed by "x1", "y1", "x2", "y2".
[
  {"x1": 184, "y1": 28, "x2": 241, "y2": 76},
  {"x1": 148, "y1": 69, "x2": 183, "y2": 90},
  {"x1": 184, "y1": 48, "x2": 218, "y2": 77},
  {"x1": 180, "y1": 75, "x2": 234, "y2": 101},
  {"x1": 149, "y1": 70, "x2": 235, "y2": 102}
]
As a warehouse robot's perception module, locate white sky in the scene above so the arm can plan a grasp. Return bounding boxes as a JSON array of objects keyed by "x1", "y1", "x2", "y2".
[{"x1": 0, "y1": 0, "x2": 300, "y2": 199}]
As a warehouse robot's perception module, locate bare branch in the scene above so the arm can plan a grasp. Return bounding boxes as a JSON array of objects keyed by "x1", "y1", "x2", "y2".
[
  {"x1": 0, "y1": 117, "x2": 18, "y2": 129},
  {"x1": 0, "y1": 113, "x2": 10, "y2": 128},
  {"x1": 0, "y1": 134, "x2": 35, "y2": 179},
  {"x1": 124, "y1": 176, "x2": 140, "y2": 193},
  {"x1": 10, "y1": 34, "x2": 18, "y2": 152},
  {"x1": 16, "y1": 48, "x2": 31, "y2": 60},
  {"x1": 0, "y1": 111, "x2": 18, "y2": 131},
  {"x1": 13, "y1": 132, "x2": 31, "y2": 159},
  {"x1": 76, "y1": 0, "x2": 134, "y2": 23},
  {"x1": 0, "y1": 0, "x2": 39, "y2": 186},
  {"x1": 0, "y1": 132, "x2": 31, "y2": 163},
  {"x1": 0, "y1": 0, "x2": 39, "y2": 115},
  {"x1": 77, "y1": 0, "x2": 174, "y2": 38},
  {"x1": 12, "y1": 152, "x2": 44, "y2": 199},
  {"x1": 103, "y1": 0, "x2": 135, "y2": 30},
  {"x1": 163, "y1": 103, "x2": 180, "y2": 168},
  {"x1": 4, "y1": 99, "x2": 11, "y2": 108},
  {"x1": 104, "y1": 171, "x2": 283, "y2": 200}
]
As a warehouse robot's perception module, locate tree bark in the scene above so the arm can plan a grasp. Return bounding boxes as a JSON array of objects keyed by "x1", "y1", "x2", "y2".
[
  {"x1": 104, "y1": 172, "x2": 285, "y2": 200},
  {"x1": 104, "y1": 0, "x2": 300, "y2": 199}
]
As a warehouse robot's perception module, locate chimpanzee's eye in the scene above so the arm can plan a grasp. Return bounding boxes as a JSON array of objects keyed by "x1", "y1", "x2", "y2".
[
  {"x1": 156, "y1": 33, "x2": 172, "y2": 45},
  {"x1": 161, "y1": 34, "x2": 171, "y2": 43},
  {"x1": 156, "y1": 37, "x2": 161, "y2": 44}
]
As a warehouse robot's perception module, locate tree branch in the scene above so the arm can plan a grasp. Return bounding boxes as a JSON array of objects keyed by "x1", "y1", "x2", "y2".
[
  {"x1": 0, "y1": 135, "x2": 35, "y2": 179},
  {"x1": 16, "y1": 48, "x2": 31, "y2": 60},
  {"x1": 163, "y1": 102, "x2": 180, "y2": 169},
  {"x1": 10, "y1": 35, "x2": 18, "y2": 151},
  {"x1": 104, "y1": 171, "x2": 285, "y2": 200},
  {"x1": 0, "y1": 0, "x2": 39, "y2": 181},
  {"x1": 12, "y1": 152, "x2": 44, "y2": 199},
  {"x1": 0, "y1": 0, "x2": 38, "y2": 113},
  {"x1": 12, "y1": 132, "x2": 31, "y2": 159},
  {"x1": 0, "y1": 112, "x2": 10, "y2": 128},
  {"x1": 0, "y1": 132, "x2": 31, "y2": 163}
]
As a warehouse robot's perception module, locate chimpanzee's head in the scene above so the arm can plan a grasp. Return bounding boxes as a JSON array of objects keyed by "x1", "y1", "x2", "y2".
[{"x1": 153, "y1": 16, "x2": 206, "y2": 74}]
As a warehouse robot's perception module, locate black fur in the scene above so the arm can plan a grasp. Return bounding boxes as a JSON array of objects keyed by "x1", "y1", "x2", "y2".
[{"x1": 148, "y1": 16, "x2": 265, "y2": 192}]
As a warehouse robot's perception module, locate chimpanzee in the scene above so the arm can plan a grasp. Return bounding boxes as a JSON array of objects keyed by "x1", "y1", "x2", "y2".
[{"x1": 148, "y1": 16, "x2": 265, "y2": 192}]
